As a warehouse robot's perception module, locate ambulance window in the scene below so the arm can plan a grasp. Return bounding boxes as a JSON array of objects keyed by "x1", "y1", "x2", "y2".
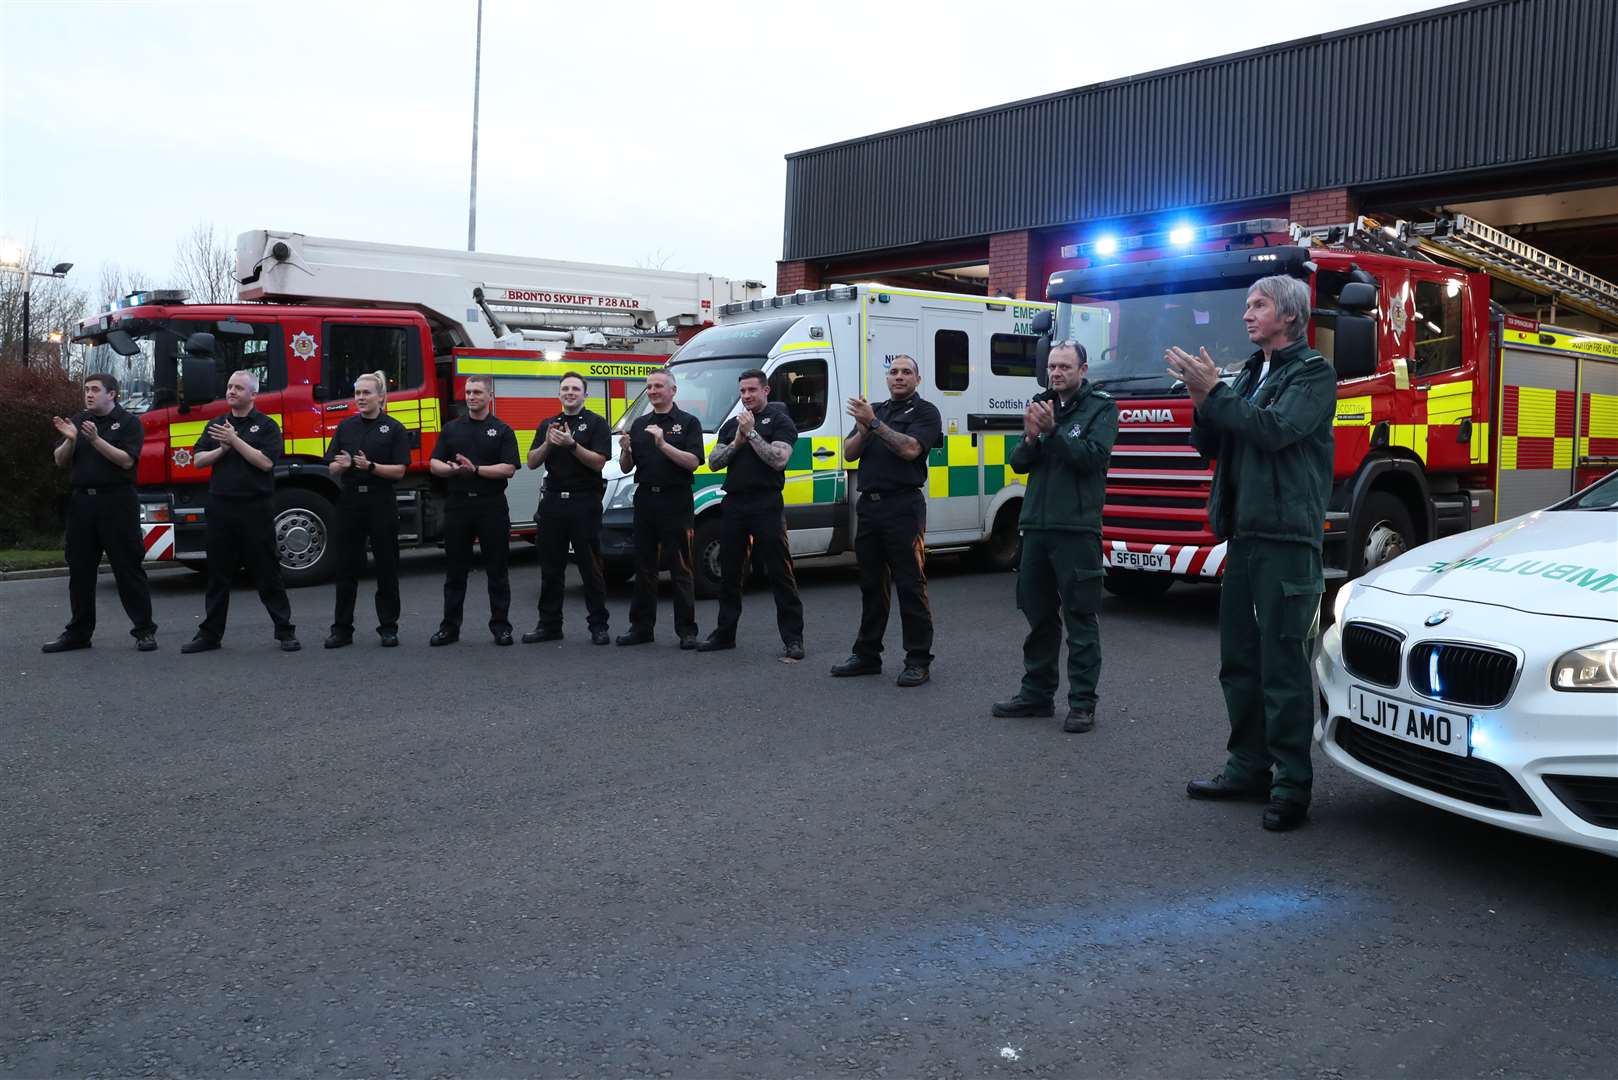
[
  {"x1": 769, "y1": 358, "x2": 828, "y2": 430},
  {"x1": 990, "y1": 334, "x2": 1038, "y2": 378},
  {"x1": 935, "y1": 329, "x2": 970, "y2": 391},
  {"x1": 324, "y1": 323, "x2": 424, "y2": 395},
  {"x1": 1412, "y1": 279, "x2": 1463, "y2": 377}
]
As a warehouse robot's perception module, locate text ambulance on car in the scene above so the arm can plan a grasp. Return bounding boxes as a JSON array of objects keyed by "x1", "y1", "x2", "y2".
[{"x1": 1315, "y1": 469, "x2": 1618, "y2": 856}]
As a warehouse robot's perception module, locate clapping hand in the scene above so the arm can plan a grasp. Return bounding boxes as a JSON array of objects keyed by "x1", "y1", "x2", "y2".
[{"x1": 846, "y1": 396, "x2": 875, "y2": 426}]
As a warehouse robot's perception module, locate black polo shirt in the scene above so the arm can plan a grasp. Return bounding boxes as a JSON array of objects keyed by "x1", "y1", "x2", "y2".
[
  {"x1": 626, "y1": 407, "x2": 704, "y2": 488},
  {"x1": 432, "y1": 413, "x2": 520, "y2": 499},
  {"x1": 325, "y1": 412, "x2": 413, "y2": 492},
  {"x1": 536, "y1": 408, "x2": 611, "y2": 494},
  {"x1": 858, "y1": 393, "x2": 942, "y2": 492},
  {"x1": 68, "y1": 405, "x2": 144, "y2": 489},
  {"x1": 194, "y1": 409, "x2": 281, "y2": 500},
  {"x1": 716, "y1": 402, "x2": 798, "y2": 496}
]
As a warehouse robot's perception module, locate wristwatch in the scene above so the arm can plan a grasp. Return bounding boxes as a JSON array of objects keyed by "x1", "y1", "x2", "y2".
[{"x1": 868, "y1": 418, "x2": 884, "y2": 432}]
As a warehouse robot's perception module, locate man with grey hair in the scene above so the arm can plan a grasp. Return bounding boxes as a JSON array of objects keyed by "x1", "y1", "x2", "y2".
[
  {"x1": 1166, "y1": 272, "x2": 1335, "y2": 832},
  {"x1": 183, "y1": 366, "x2": 299, "y2": 653}
]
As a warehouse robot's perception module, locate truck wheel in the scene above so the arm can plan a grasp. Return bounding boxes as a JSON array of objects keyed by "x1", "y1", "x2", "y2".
[
  {"x1": 693, "y1": 516, "x2": 723, "y2": 600},
  {"x1": 1353, "y1": 491, "x2": 1415, "y2": 578},
  {"x1": 274, "y1": 488, "x2": 338, "y2": 587},
  {"x1": 1103, "y1": 568, "x2": 1175, "y2": 599},
  {"x1": 968, "y1": 505, "x2": 1022, "y2": 572}
]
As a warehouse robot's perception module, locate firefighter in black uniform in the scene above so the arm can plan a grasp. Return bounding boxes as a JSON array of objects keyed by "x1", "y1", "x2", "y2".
[
  {"x1": 44, "y1": 373, "x2": 157, "y2": 653},
  {"x1": 524, "y1": 371, "x2": 612, "y2": 645},
  {"x1": 831, "y1": 355, "x2": 942, "y2": 686},
  {"x1": 701, "y1": 369, "x2": 805, "y2": 660},
  {"x1": 616, "y1": 368, "x2": 705, "y2": 648},
  {"x1": 429, "y1": 375, "x2": 521, "y2": 646},
  {"x1": 323, "y1": 371, "x2": 412, "y2": 649},
  {"x1": 182, "y1": 366, "x2": 299, "y2": 653}
]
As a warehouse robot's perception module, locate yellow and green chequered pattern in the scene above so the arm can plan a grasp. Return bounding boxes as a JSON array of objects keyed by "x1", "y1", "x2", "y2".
[{"x1": 689, "y1": 432, "x2": 1030, "y2": 508}]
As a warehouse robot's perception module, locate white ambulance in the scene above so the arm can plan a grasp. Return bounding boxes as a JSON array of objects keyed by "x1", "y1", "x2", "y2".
[{"x1": 599, "y1": 284, "x2": 1109, "y2": 596}]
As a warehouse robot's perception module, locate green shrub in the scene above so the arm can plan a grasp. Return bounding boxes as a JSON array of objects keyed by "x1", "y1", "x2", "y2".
[{"x1": 0, "y1": 364, "x2": 80, "y2": 547}]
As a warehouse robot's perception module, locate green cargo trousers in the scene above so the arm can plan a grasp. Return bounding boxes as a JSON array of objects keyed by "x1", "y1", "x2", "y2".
[
  {"x1": 1218, "y1": 536, "x2": 1323, "y2": 805},
  {"x1": 1016, "y1": 529, "x2": 1104, "y2": 709}
]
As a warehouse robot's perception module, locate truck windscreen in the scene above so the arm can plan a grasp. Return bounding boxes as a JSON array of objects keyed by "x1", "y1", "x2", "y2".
[
  {"x1": 82, "y1": 319, "x2": 285, "y2": 413},
  {"x1": 1062, "y1": 285, "x2": 1254, "y2": 396}
]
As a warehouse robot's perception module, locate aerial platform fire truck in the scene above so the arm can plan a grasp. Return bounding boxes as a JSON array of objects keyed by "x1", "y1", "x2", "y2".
[
  {"x1": 1033, "y1": 213, "x2": 1618, "y2": 596},
  {"x1": 72, "y1": 230, "x2": 763, "y2": 585}
]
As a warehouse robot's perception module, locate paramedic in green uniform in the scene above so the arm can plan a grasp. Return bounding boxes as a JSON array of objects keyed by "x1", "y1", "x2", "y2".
[
  {"x1": 1168, "y1": 273, "x2": 1336, "y2": 832},
  {"x1": 992, "y1": 341, "x2": 1118, "y2": 733}
]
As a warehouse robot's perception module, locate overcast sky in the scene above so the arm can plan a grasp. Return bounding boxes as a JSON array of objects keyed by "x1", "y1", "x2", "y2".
[{"x1": 2, "y1": 0, "x2": 1456, "y2": 296}]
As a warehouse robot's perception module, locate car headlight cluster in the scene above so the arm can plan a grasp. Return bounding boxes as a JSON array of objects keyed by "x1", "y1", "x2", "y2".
[
  {"x1": 1551, "y1": 639, "x2": 1618, "y2": 692},
  {"x1": 605, "y1": 477, "x2": 637, "y2": 511},
  {"x1": 1331, "y1": 580, "x2": 1357, "y2": 625}
]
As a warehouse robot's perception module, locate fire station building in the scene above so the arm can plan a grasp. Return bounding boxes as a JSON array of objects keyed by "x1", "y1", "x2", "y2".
[{"x1": 775, "y1": 0, "x2": 1617, "y2": 310}]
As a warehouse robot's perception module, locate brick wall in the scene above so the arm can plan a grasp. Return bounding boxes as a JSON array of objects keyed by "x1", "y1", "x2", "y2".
[
  {"x1": 1289, "y1": 188, "x2": 1357, "y2": 227},
  {"x1": 987, "y1": 230, "x2": 1037, "y2": 299},
  {"x1": 775, "y1": 260, "x2": 820, "y2": 294}
]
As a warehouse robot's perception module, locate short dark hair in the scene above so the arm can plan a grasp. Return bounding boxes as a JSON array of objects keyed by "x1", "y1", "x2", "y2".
[
  {"x1": 465, "y1": 375, "x2": 494, "y2": 393},
  {"x1": 1049, "y1": 340, "x2": 1088, "y2": 365},
  {"x1": 738, "y1": 368, "x2": 767, "y2": 387},
  {"x1": 86, "y1": 373, "x2": 119, "y2": 396},
  {"x1": 559, "y1": 371, "x2": 586, "y2": 390},
  {"x1": 888, "y1": 354, "x2": 918, "y2": 374}
]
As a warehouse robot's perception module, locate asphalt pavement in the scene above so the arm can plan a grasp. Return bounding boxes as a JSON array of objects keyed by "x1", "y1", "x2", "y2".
[{"x1": 3, "y1": 551, "x2": 1616, "y2": 1078}]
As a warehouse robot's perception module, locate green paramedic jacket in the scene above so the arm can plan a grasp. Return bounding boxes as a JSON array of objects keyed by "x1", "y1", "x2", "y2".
[
  {"x1": 1010, "y1": 381, "x2": 1119, "y2": 534},
  {"x1": 1189, "y1": 338, "x2": 1337, "y2": 550}
]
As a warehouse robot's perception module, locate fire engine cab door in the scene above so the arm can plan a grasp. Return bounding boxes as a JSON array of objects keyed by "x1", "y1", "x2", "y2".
[
  {"x1": 318, "y1": 319, "x2": 429, "y2": 468},
  {"x1": 920, "y1": 308, "x2": 983, "y2": 540}
]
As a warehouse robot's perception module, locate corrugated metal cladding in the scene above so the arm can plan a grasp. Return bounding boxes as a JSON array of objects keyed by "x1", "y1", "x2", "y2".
[{"x1": 782, "y1": 0, "x2": 1618, "y2": 262}]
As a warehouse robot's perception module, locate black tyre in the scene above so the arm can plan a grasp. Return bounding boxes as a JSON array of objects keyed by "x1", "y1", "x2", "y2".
[
  {"x1": 692, "y1": 515, "x2": 723, "y2": 600},
  {"x1": 273, "y1": 487, "x2": 338, "y2": 587},
  {"x1": 1352, "y1": 490, "x2": 1416, "y2": 579},
  {"x1": 1103, "y1": 568, "x2": 1175, "y2": 599},
  {"x1": 968, "y1": 503, "x2": 1022, "y2": 573}
]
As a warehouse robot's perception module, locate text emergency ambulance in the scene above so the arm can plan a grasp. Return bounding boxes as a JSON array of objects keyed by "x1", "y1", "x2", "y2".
[{"x1": 598, "y1": 286, "x2": 1094, "y2": 596}]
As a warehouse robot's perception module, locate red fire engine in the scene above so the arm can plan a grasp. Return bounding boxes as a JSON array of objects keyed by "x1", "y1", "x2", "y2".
[
  {"x1": 1035, "y1": 214, "x2": 1618, "y2": 595},
  {"x1": 72, "y1": 231, "x2": 763, "y2": 585}
]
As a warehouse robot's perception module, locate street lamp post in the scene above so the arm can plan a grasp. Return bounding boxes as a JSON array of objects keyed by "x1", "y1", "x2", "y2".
[{"x1": 0, "y1": 249, "x2": 74, "y2": 367}]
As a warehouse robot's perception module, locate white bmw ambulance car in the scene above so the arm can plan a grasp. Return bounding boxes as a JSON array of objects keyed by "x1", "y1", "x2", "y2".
[{"x1": 1315, "y1": 470, "x2": 1618, "y2": 856}]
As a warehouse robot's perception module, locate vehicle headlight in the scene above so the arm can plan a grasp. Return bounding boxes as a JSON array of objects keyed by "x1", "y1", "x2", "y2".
[
  {"x1": 1332, "y1": 580, "x2": 1358, "y2": 625},
  {"x1": 1551, "y1": 639, "x2": 1618, "y2": 692},
  {"x1": 605, "y1": 477, "x2": 637, "y2": 511}
]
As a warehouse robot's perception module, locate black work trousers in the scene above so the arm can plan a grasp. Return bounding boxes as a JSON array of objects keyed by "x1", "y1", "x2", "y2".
[
  {"x1": 331, "y1": 487, "x2": 400, "y2": 638},
  {"x1": 536, "y1": 494, "x2": 608, "y2": 633},
  {"x1": 851, "y1": 489, "x2": 932, "y2": 666},
  {"x1": 63, "y1": 487, "x2": 155, "y2": 642},
  {"x1": 200, "y1": 495, "x2": 295, "y2": 643},
  {"x1": 714, "y1": 491, "x2": 803, "y2": 643},
  {"x1": 441, "y1": 495, "x2": 511, "y2": 635},
  {"x1": 627, "y1": 487, "x2": 697, "y2": 638}
]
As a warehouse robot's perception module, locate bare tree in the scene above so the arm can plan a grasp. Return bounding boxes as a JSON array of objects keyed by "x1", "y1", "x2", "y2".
[
  {"x1": 635, "y1": 248, "x2": 675, "y2": 271},
  {"x1": 0, "y1": 237, "x2": 90, "y2": 369},
  {"x1": 97, "y1": 262, "x2": 151, "y2": 306},
  {"x1": 172, "y1": 222, "x2": 238, "y2": 303}
]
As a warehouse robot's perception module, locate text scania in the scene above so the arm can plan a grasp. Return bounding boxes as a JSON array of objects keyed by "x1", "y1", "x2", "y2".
[{"x1": 1120, "y1": 408, "x2": 1174, "y2": 423}]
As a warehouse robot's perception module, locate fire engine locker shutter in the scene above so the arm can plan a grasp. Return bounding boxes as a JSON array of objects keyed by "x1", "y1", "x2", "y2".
[
  {"x1": 1579, "y1": 356, "x2": 1618, "y2": 484},
  {"x1": 1497, "y1": 345, "x2": 1577, "y2": 520}
]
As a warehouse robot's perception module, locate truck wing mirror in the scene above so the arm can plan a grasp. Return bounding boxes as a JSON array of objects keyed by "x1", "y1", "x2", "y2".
[
  {"x1": 1332, "y1": 313, "x2": 1378, "y2": 381},
  {"x1": 1030, "y1": 311, "x2": 1052, "y2": 334},
  {"x1": 216, "y1": 318, "x2": 253, "y2": 336},
  {"x1": 1033, "y1": 335, "x2": 1051, "y2": 389},
  {"x1": 1337, "y1": 281, "x2": 1377, "y2": 313},
  {"x1": 104, "y1": 329, "x2": 140, "y2": 356}
]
